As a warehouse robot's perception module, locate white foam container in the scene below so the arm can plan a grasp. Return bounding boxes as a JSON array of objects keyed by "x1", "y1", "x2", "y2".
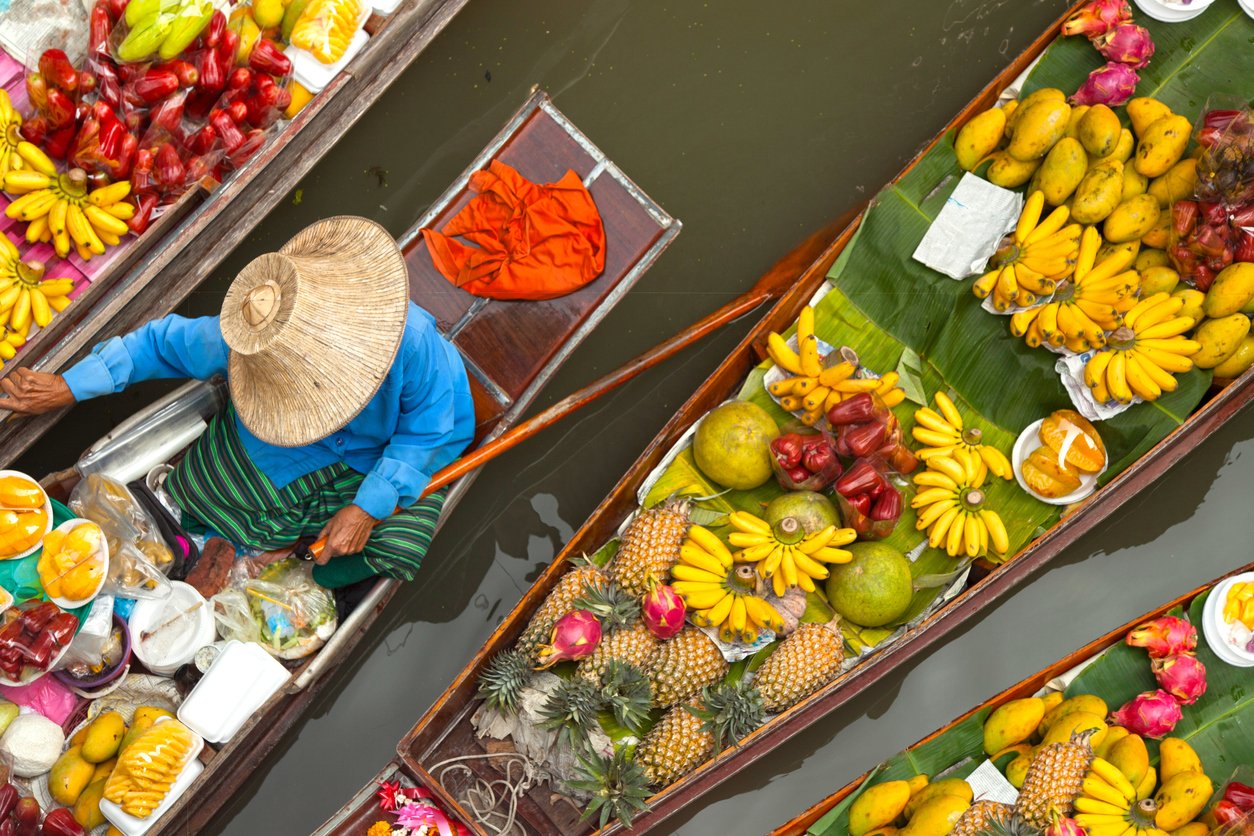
[
  {"x1": 1202, "y1": 573, "x2": 1254, "y2": 667},
  {"x1": 99, "y1": 719, "x2": 205, "y2": 835},
  {"x1": 285, "y1": 9, "x2": 371, "y2": 94},
  {"x1": 1132, "y1": 0, "x2": 1214, "y2": 22},
  {"x1": 1012, "y1": 419, "x2": 1107, "y2": 505},
  {"x1": 129, "y1": 582, "x2": 215, "y2": 676},
  {"x1": 177, "y1": 640, "x2": 290, "y2": 744}
]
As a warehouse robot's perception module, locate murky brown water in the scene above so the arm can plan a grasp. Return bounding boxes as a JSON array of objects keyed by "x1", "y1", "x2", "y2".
[{"x1": 15, "y1": 0, "x2": 1254, "y2": 832}]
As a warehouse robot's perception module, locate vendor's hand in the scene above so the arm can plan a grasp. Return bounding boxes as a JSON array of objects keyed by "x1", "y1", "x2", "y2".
[
  {"x1": 0, "y1": 369, "x2": 75, "y2": 415},
  {"x1": 317, "y1": 504, "x2": 377, "y2": 562}
]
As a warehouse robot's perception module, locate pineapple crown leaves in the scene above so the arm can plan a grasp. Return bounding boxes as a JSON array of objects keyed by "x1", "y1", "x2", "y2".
[
  {"x1": 574, "y1": 580, "x2": 641, "y2": 632},
  {"x1": 476, "y1": 648, "x2": 533, "y2": 713},
  {"x1": 538, "y1": 676, "x2": 605, "y2": 749},
  {"x1": 598, "y1": 660, "x2": 654, "y2": 735},
  {"x1": 567, "y1": 747, "x2": 651, "y2": 830},
  {"x1": 685, "y1": 680, "x2": 764, "y2": 755}
]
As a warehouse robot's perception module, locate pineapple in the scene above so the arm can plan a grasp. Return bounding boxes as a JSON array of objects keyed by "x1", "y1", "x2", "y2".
[
  {"x1": 538, "y1": 675, "x2": 604, "y2": 748},
  {"x1": 1013, "y1": 732, "x2": 1095, "y2": 830},
  {"x1": 573, "y1": 581, "x2": 640, "y2": 633},
  {"x1": 606, "y1": 499, "x2": 690, "y2": 597},
  {"x1": 476, "y1": 648, "x2": 533, "y2": 713},
  {"x1": 951, "y1": 800, "x2": 1030, "y2": 836},
  {"x1": 648, "y1": 627, "x2": 729, "y2": 708},
  {"x1": 567, "y1": 748, "x2": 650, "y2": 830},
  {"x1": 634, "y1": 681, "x2": 763, "y2": 788},
  {"x1": 751, "y1": 620, "x2": 845, "y2": 713},
  {"x1": 576, "y1": 621, "x2": 658, "y2": 685},
  {"x1": 600, "y1": 660, "x2": 653, "y2": 734},
  {"x1": 516, "y1": 558, "x2": 605, "y2": 662}
]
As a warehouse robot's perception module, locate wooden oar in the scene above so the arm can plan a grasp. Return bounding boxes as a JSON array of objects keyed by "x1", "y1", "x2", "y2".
[{"x1": 293, "y1": 265, "x2": 800, "y2": 562}]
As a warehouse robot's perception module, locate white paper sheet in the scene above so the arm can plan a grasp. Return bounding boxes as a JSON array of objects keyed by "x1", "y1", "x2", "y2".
[{"x1": 912, "y1": 173, "x2": 1024, "y2": 280}]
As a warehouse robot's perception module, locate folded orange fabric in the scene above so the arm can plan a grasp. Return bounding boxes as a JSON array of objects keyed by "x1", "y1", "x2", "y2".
[{"x1": 422, "y1": 160, "x2": 606, "y2": 301}]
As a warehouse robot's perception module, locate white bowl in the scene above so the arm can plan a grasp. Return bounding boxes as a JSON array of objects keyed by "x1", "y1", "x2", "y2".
[
  {"x1": 0, "y1": 470, "x2": 54, "y2": 561},
  {"x1": 1132, "y1": 0, "x2": 1213, "y2": 22},
  {"x1": 1012, "y1": 419, "x2": 1107, "y2": 505},
  {"x1": 129, "y1": 582, "x2": 215, "y2": 676},
  {"x1": 1240, "y1": 0, "x2": 1254, "y2": 19},
  {"x1": 1202, "y1": 573, "x2": 1254, "y2": 667},
  {"x1": 43, "y1": 518, "x2": 110, "y2": 610}
]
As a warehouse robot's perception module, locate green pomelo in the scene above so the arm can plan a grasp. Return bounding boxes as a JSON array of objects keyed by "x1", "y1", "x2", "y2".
[
  {"x1": 692, "y1": 402, "x2": 780, "y2": 490},
  {"x1": 764, "y1": 491, "x2": 840, "y2": 536},
  {"x1": 825, "y1": 541, "x2": 913, "y2": 628}
]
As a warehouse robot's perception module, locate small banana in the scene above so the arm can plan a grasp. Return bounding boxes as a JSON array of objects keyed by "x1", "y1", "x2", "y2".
[
  {"x1": 911, "y1": 392, "x2": 1012, "y2": 480},
  {"x1": 912, "y1": 451, "x2": 1009, "y2": 559},
  {"x1": 1082, "y1": 293, "x2": 1199, "y2": 405},
  {"x1": 671, "y1": 528, "x2": 786, "y2": 643}
]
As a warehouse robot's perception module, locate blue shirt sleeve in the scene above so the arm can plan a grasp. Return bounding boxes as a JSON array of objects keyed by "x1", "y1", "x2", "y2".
[
  {"x1": 352, "y1": 337, "x2": 463, "y2": 519},
  {"x1": 62, "y1": 315, "x2": 230, "y2": 401}
]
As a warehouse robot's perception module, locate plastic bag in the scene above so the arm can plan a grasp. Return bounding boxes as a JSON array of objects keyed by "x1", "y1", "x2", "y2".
[
  {"x1": 104, "y1": 542, "x2": 172, "y2": 602},
  {"x1": 211, "y1": 558, "x2": 336, "y2": 660},
  {"x1": 56, "y1": 594, "x2": 114, "y2": 672},
  {"x1": 108, "y1": 0, "x2": 215, "y2": 65},
  {"x1": 827, "y1": 392, "x2": 919, "y2": 475},
  {"x1": 832, "y1": 456, "x2": 905, "y2": 540},
  {"x1": 0, "y1": 602, "x2": 78, "y2": 682},
  {"x1": 769, "y1": 426, "x2": 842, "y2": 491},
  {"x1": 0, "y1": 676, "x2": 78, "y2": 725},
  {"x1": 70, "y1": 474, "x2": 175, "y2": 575}
]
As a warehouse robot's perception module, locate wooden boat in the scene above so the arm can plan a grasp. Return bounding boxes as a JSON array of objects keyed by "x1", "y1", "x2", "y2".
[
  {"x1": 316, "y1": 1, "x2": 1254, "y2": 833},
  {"x1": 34, "y1": 88, "x2": 680, "y2": 834},
  {"x1": 0, "y1": 0, "x2": 472, "y2": 465},
  {"x1": 772, "y1": 560, "x2": 1254, "y2": 836}
]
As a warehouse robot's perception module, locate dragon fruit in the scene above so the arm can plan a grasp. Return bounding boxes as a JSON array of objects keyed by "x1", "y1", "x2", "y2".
[
  {"x1": 1151, "y1": 653, "x2": 1208, "y2": 705},
  {"x1": 1061, "y1": 0, "x2": 1133, "y2": 38},
  {"x1": 1070, "y1": 61, "x2": 1140, "y2": 107},
  {"x1": 534, "y1": 609, "x2": 602, "y2": 668},
  {"x1": 1126, "y1": 615, "x2": 1198, "y2": 657},
  {"x1": 1109, "y1": 689, "x2": 1184, "y2": 738},
  {"x1": 642, "y1": 583, "x2": 686, "y2": 640},
  {"x1": 1094, "y1": 23, "x2": 1155, "y2": 69},
  {"x1": 1045, "y1": 815, "x2": 1087, "y2": 836}
]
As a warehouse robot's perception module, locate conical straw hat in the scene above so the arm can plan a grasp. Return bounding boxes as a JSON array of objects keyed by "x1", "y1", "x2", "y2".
[{"x1": 220, "y1": 216, "x2": 410, "y2": 447}]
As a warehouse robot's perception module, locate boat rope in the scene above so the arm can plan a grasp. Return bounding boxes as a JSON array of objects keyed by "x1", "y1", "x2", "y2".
[{"x1": 430, "y1": 752, "x2": 549, "y2": 835}]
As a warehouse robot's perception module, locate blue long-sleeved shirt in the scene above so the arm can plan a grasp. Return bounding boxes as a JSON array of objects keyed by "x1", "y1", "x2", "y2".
[{"x1": 62, "y1": 303, "x2": 475, "y2": 520}]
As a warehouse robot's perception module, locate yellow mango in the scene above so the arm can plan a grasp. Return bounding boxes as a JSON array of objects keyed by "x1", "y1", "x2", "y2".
[
  {"x1": 49, "y1": 746, "x2": 96, "y2": 806},
  {"x1": 955, "y1": 108, "x2": 1007, "y2": 171},
  {"x1": 1095, "y1": 725, "x2": 1130, "y2": 759},
  {"x1": 252, "y1": 0, "x2": 284, "y2": 28},
  {"x1": 1008, "y1": 99, "x2": 1072, "y2": 161},
  {"x1": 1071, "y1": 159, "x2": 1124, "y2": 224},
  {"x1": 1136, "y1": 248, "x2": 1171, "y2": 272},
  {"x1": 1154, "y1": 770, "x2": 1213, "y2": 830},
  {"x1": 1109, "y1": 128, "x2": 1135, "y2": 163},
  {"x1": 1140, "y1": 265, "x2": 1180, "y2": 297},
  {"x1": 1065, "y1": 104, "x2": 1090, "y2": 139},
  {"x1": 1148, "y1": 158, "x2": 1199, "y2": 208},
  {"x1": 1037, "y1": 137, "x2": 1088, "y2": 206},
  {"x1": 866, "y1": 829, "x2": 899, "y2": 836},
  {"x1": 1127, "y1": 97, "x2": 1174, "y2": 138},
  {"x1": 1135, "y1": 115, "x2": 1193, "y2": 178},
  {"x1": 1141, "y1": 212, "x2": 1171, "y2": 249},
  {"x1": 900, "y1": 795, "x2": 969, "y2": 836},
  {"x1": 1079, "y1": 104, "x2": 1122, "y2": 157},
  {"x1": 983, "y1": 697, "x2": 1046, "y2": 754},
  {"x1": 1172, "y1": 288, "x2": 1206, "y2": 327},
  {"x1": 1171, "y1": 825, "x2": 1210, "y2": 836},
  {"x1": 1137, "y1": 766, "x2": 1157, "y2": 801},
  {"x1": 117, "y1": 707, "x2": 169, "y2": 755},
  {"x1": 1159, "y1": 737, "x2": 1203, "y2": 783},
  {"x1": 1042, "y1": 694, "x2": 1109, "y2": 733},
  {"x1": 1008, "y1": 88, "x2": 1065, "y2": 136},
  {"x1": 905, "y1": 774, "x2": 929, "y2": 796},
  {"x1": 1204, "y1": 263, "x2": 1254, "y2": 319},
  {"x1": 1212, "y1": 334, "x2": 1254, "y2": 379},
  {"x1": 1107, "y1": 733, "x2": 1150, "y2": 787},
  {"x1": 850, "y1": 780, "x2": 913, "y2": 836},
  {"x1": 73, "y1": 777, "x2": 108, "y2": 831},
  {"x1": 1122, "y1": 164, "x2": 1149, "y2": 200},
  {"x1": 1192, "y1": 314, "x2": 1252, "y2": 369},
  {"x1": 987, "y1": 152, "x2": 1040, "y2": 188},
  {"x1": 1104, "y1": 194, "x2": 1162, "y2": 244},
  {"x1": 905, "y1": 778, "x2": 972, "y2": 818},
  {"x1": 91, "y1": 757, "x2": 116, "y2": 783},
  {"x1": 1006, "y1": 753, "x2": 1032, "y2": 789},
  {"x1": 1038, "y1": 692, "x2": 1064, "y2": 725},
  {"x1": 82, "y1": 710, "x2": 126, "y2": 764},
  {"x1": 69, "y1": 724, "x2": 89, "y2": 748},
  {"x1": 1041, "y1": 711, "x2": 1106, "y2": 748}
]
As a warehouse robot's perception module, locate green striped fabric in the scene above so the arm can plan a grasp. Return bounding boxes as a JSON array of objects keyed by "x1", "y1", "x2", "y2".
[{"x1": 167, "y1": 409, "x2": 445, "y2": 588}]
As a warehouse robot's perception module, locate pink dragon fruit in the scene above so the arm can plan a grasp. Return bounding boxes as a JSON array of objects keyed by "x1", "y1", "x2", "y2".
[
  {"x1": 1109, "y1": 689, "x2": 1185, "y2": 738},
  {"x1": 1094, "y1": 23, "x2": 1156, "y2": 69},
  {"x1": 1061, "y1": 0, "x2": 1133, "y2": 38},
  {"x1": 642, "y1": 583, "x2": 686, "y2": 640},
  {"x1": 1045, "y1": 815, "x2": 1087, "y2": 836},
  {"x1": 534, "y1": 609, "x2": 602, "y2": 668},
  {"x1": 1126, "y1": 615, "x2": 1198, "y2": 657},
  {"x1": 1151, "y1": 653, "x2": 1208, "y2": 705},
  {"x1": 1070, "y1": 61, "x2": 1140, "y2": 107}
]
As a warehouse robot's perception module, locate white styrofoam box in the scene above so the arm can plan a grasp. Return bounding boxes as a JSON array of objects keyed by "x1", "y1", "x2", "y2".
[{"x1": 177, "y1": 640, "x2": 290, "y2": 744}]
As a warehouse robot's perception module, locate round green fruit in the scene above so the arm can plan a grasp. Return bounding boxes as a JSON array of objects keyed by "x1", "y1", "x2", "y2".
[
  {"x1": 765, "y1": 491, "x2": 840, "y2": 536},
  {"x1": 825, "y1": 541, "x2": 913, "y2": 628},
  {"x1": 692, "y1": 401, "x2": 780, "y2": 490}
]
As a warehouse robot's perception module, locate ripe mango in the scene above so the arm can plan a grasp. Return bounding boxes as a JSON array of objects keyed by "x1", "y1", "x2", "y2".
[
  {"x1": 1172, "y1": 288, "x2": 1206, "y2": 327},
  {"x1": 1110, "y1": 128, "x2": 1136, "y2": 163},
  {"x1": 1136, "y1": 248, "x2": 1171, "y2": 272},
  {"x1": 49, "y1": 746, "x2": 96, "y2": 806},
  {"x1": 1192, "y1": 314, "x2": 1251, "y2": 369},
  {"x1": 1037, "y1": 138, "x2": 1087, "y2": 206},
  {"x1": 1005, "y1": 753, "x2": 1032, "y2": 789},
  {"x1": 252, "y1": 0, "x2": 283, "y2": 28},
  {"x1": 1041, "y1": 694, "x2": 1108, "y2": 736},
  {"x1": 901, "y1": 795, "x2": 969, "y2": 836},
  {"x1": 1065, "y1": 104, "x2": 1090, "y2": 140},
  {"x1": 118, "y1": 706, "x2": 174, "y2": 754},
  {"x1": 1008, "y1": 88, "x2": 1065, "y2": 136},
  {"x1": 82, "y1": 710, "x2": 126, "y2": 764},
  {"x1": 1212, "y1": 334, "x2": 1254, "y2": 379},
  {"x1": 1204, "y1": 263, "x2": 1254, "y2": 319},
  {"x1": 1171, "y1": 824, "x2": 1210, "y2": 836},
  {"x1": 73, "y1": 777, "x2": 108, "y2": 831},
  {"x1": 1041, "y1": 710, "x2": 1106, "y2": 748},
  {"x1": 955, "y1": 108, "x2": 1007, "y2": 171},
  {"x1": 1148, "y1": 158, "x2": 1199, "y2": 208},
  {"x1": 905, "y1": 778, "x2": 972, "y2": 818},
  {"x1": 1141, "y1": 213, "x2": 1171, "y2": 249},
  {"x1": 866, "y1": 829, "x2": 899, "y2": 836},
  {"x1": 987, "y1": 152, "x2": 1040, "y2": 188},
  {"x1": 1008, "y1": 99, "x2": 1071, "y2": 161},
  {"x1": 1122, "y1": 164, "x2": 1149, "y2": 200},
  {"x1": 1071, "y1": 159, "x2": 1124, "y2": 224},
  {"x1": 1155, "y1": 770, "x2": 1213, "y2": 830},
  {"x1": 1140, "y1": 266, "x2": 1180, "y2": 298},
  {"x1": 1158, "y1": 737, "x2": 1203, "y2": 783},
  {"x1": 1038, "y1": 691, "x2": 1064, "y2": 724},
  {"x1": 983, "y1": 697, "x2": 1045, "y2": 755},
  {"x1": 905, "y1": 774, "x2": 929, "y2": 796},
  {"x1": 1104, "y1": 194, "x2": 1161, "y2": 244},
  {"x1": 1095, "y1": 725, "x2": 1129, "y2": 759},
  {"x1": 1098, "y1": 239, "x2": 1140, "y2": 267},
  {"x1": 1078, "y1": 104, "x2": 1121, "y2": 158},
  {"x1": 849, "y1": 780, "x2": 912, "y2": 836},
  {"x1": 1135, "y1": 115, "x2": 1193, "y2": 178},
  {"x1": 91, "y1": 757, "x2": 117, "y2": 783},
  {"x1": 1128, "y1": 97, "x2": 1174, "y2": 138},
  {"x1": 1107, "y1": 733, "x2": 1150, "y2": 787}
]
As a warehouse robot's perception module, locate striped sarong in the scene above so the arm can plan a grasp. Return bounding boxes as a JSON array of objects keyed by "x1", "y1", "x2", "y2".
[{"x1": 166, "y1": 409, "x2": 446, "y2": 589}]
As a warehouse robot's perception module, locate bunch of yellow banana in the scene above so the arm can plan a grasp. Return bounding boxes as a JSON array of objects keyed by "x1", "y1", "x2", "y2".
[
  {"x1": 972, "y1": 191, "x2": 1082, "y2": 312},
  {"x1": 671, "y1": 525, "x2": 787, "y2": 644},
  {"x1": 0, "y1": 91, "x2": 24, "y2": 176},
  {"x1": 0, "y1": 322, "x2": 30, "y2": 363},
  {"x1": 3, "y1": 147, "x2": 134, "y2": 261},
  {"x1": 726, "y1": 511, "x2": 855, "y2": 597},
  {"x1": 910, "y1": 390, "x2": 1012, "y2": 480},
  {"x1": 1073, "y1": 757, "x2": 1164, "y2": 836},
  {"x1": 1083, "y1": 292, "x2": 1199, "y2": 405},
  {"x1": 911, "y1": 448, "x2": 1009, "y2": 558},
  {"x1": 1009, "y1": 226, "x2": 1142, "y2": 352},
  {"x1": 0, "y1": 238, "x2": 75, "y2": 331},
  {"x1": 767, "y1": 306, "x2": 906, "y2": 425}
]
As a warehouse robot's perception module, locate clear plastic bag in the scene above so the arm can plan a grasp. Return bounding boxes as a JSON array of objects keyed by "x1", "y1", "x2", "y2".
[
  {"x1": 832, "y1": 456, "x2": 904, "y2": 540},
  {"x1": 108, "y1": 0, "x2": 215, "y2": 65},
  {"x1": 70, "y1": 474, "x2": 175, "y2": 575},
  {"x1": 769, "y1": 426, "x2": 842, "y2": 492},
  {"x1": 103, "y1": 542, "x2": 172, "y2": 601},
  {"x1": 211, "y1": 558, "x2": 336, "y2": 660}
]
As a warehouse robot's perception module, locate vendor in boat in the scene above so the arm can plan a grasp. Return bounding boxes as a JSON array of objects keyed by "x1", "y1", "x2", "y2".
[{"x1": 1, "y1": 216, "x2": 475, "y2": 589}]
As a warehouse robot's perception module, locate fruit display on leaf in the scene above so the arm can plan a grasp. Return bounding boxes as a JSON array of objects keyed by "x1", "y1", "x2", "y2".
[
  {"x1": 727, "y1": 510, "x2": 854, "y2": 597},
  {"x1": 912, "y1": 449, "x2": 1009, "y2": 558},
  {"x1": 828, "y1": 392, "x2": 918, "y2": 475},
  {"x1": 37, "y1": 521, "x2": 107, "y2": 603},
  {"x1": 912, "y1": 391, "x2": 1013, "y2": 479},
  {"x1": 972, "y1": 191, "x2": 1083, "y2": 311},
  {"x1": 672, "y1": 524, "x2": 785, "y2": 644}
]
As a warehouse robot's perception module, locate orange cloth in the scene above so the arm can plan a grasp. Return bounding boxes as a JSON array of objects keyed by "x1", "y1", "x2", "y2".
[{"x1": 422, "y1": 160, "x2": 606, "y2": 301}]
